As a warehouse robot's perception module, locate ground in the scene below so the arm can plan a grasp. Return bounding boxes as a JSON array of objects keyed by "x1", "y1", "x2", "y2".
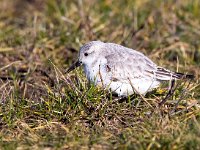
[{"x1": 0, "y1": 0, "x2": 200, "y2": 149}]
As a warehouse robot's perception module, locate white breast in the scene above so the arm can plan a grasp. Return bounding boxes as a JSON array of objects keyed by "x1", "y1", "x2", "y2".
[{"x1": 83, "y1": 58, "x2": 109, "y2": 85}]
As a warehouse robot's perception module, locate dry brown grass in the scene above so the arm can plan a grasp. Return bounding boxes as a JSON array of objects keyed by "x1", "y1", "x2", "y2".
[{"x1": 0, "y1": 0, "x2": 200, "y2": 149}]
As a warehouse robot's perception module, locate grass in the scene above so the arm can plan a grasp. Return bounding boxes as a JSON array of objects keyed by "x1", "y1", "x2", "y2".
[{"x1": 0, "y1": 0, "x2": 200, "y2": 149}]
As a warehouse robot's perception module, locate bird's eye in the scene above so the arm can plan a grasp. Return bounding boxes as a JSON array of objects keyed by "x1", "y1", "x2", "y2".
[{"x1": 84, "y1": 53, "x2": 88, "y2": 56}]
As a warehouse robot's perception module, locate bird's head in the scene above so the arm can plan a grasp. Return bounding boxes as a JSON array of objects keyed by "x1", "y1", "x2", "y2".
[{"x1": 66, "y1": 41, "x2": 104, "y2": 73}]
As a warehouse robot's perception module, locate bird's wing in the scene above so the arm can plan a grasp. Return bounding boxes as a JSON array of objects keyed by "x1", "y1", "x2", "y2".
[
  {"x1": 104, "y1": 45, "x2": 158, "y2": 83},
  {"x1": 154, "y1": 67, "x2": 188, "y2": 80}
]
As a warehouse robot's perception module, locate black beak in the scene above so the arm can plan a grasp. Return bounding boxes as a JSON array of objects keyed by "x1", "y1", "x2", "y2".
[{"x1": 66, "y1": 60, "x2": 82, "y2": 73}]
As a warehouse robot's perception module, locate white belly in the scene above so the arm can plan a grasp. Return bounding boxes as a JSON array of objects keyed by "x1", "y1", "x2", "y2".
[
  {"x1": 108, "y1": 79, "x2": 160, "y2": 96},
  {"x1": 84, "y1": 64, "x2": 160, "y2": 96}
]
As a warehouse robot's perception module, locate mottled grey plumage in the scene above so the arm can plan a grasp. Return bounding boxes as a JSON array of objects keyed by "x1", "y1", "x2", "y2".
[{"x1": 67, "y1": 41, "x2": 194, "y2": 96}]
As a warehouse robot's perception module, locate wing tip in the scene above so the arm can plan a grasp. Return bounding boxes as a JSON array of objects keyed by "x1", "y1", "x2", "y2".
[{"x1": 174, "y1": 72, "x2": 195, "y2": 80}]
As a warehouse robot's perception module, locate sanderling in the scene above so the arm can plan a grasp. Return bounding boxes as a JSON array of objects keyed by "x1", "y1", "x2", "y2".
[{"x1": 67, "y1": 41, "x2": 194, "y2": 96}]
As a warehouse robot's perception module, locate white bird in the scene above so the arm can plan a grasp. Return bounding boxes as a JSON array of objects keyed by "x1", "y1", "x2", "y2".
[{"x1": 67, "y1": 41, "x2": 194, "y2": 97}]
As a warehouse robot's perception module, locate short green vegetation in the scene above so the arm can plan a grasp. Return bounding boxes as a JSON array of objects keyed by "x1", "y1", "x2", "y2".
[{"x1": 0, "y1": 0, "x2": 199, "y2": 149}]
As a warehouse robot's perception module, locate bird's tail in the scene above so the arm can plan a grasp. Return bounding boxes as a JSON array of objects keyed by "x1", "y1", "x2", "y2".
[
  {"x1": 173, "y1": 72, "x2": 195, "y2": 80},
  {"x1": 155, "y1": 67, "x2": 194, "y2": 80}
]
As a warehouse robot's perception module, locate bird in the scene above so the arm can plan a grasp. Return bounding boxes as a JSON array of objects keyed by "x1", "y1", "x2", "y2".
[{"x1": 67, "y1": 41, "x2": 194, "y2": 97}]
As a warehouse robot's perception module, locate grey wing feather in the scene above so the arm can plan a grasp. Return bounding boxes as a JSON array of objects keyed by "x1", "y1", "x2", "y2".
[
  {"x1": 155, "y1": 67, "x2": 190, "y2": 80},
  {"x1": 104, "y1": 45, "x2": 158, "y2": 82},
  {"x1": 103, "y1": 43, "x2": 189, "y2": 82}
]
